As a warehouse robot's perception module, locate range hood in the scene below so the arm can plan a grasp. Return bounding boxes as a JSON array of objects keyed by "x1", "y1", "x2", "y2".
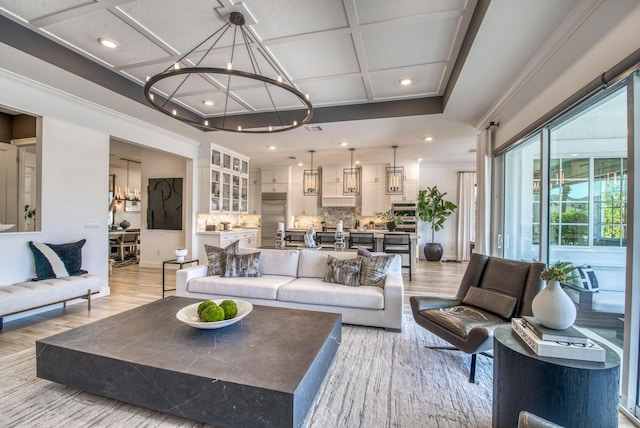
[{"x1": 321, "y1": 196, "x2": 356, "y2": 207}]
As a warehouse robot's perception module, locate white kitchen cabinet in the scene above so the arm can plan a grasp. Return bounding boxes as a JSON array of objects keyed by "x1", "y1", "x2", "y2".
[
  {"x1": 248, "y1": 169, "x2": 261, "y2": 214},
  {"x1": 197, "y1": 230, "x2": 258, "y2": 264},
  {"x1": 361, "y1": 181, "x2": 389, "y2": 216},
  {"x1": 261, "y1": 168, "x2": 289, "y2": 185},
  {"x1": 290, "y1": 182, "x2": 319, "y2": 215},
  {"x1": 390, "y1": 180, "x2": 419, "y2": 202},
  {"x1": 321, "y1": 167, "x2": 342, "y2": 197},
  {"x1": 200, "y1": 144, "x2": 249, "y2": 213},
  {"x1": 261, "y1": 167, "x2": 290, "y2": 193},
  {"x1": 362, "y1": 164, "x2": 387, "y2": 183}
]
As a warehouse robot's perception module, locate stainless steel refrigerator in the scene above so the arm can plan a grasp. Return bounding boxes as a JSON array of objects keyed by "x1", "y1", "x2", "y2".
[{"x1": 261, "y1": 193, "x2": 287, "y2": 247}]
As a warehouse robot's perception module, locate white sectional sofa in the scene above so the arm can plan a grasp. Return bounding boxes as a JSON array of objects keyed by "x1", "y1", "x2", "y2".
[{"x1": 176, "y1": 249, "x2": 404, "y2": 331}]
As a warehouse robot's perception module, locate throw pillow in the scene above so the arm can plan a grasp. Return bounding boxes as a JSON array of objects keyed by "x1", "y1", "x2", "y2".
[
  {"x1": 357, "y1": 247, "x2": 394, "y2": 287},
  {"x1": 205, "y1": 240, "x2": 239, "y2": 276},
  {"x1": 572, "y1": 265, "x2": 599, "y2": 292},
  {"x1": 222, "y1": 252, "x2": 262, "y2": 278},
  {"x1": 324, "y1": 255, "x2": 362, "y2": 287},
  {"x1": 28, "y1": 239, "x2": 88, "y2": 280},
  {"x1": 462, "y1": 286, "x2": 518, "y2": 319}
]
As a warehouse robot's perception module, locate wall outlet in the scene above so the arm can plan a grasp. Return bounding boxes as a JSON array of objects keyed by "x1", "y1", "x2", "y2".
[{"x1": 157, "y1": 249, "x2": 161, "y2": 255}]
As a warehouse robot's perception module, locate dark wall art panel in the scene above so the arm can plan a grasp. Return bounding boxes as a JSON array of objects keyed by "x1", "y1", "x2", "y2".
[{"x1": 147, "y1": 178, "x2": 182, "y2": 230}]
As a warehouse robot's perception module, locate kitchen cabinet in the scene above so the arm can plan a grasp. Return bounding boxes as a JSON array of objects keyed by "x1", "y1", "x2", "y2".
[
  {"x1": 261, "y1": 167, "x2": 290, "y2": 193},
  {"x1": 200, "y1": 144, "x2": 249, "y2": 213},
  {"x1": 249, "y1": 169, "x2": 261, "y2": 214},
  {"x1": 361, "y1": 164, "x2": 390, "y2": 215},
  {"x1": 197, "y1": 230, "x2": 258, "y2": 264},
  {"x1": 390, "y1": 180, "x2": 419, "y2": 202},
  {"x1": 290, "y1": 183, "x2": 319, "y2": 215},
  {"x1": 321, "y1": 166, "x2": 342, "y2": 197}
]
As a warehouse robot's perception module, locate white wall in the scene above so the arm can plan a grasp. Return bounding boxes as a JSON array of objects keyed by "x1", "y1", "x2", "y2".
[
  {"x1": 0, "y1": 69, "x2": 199, "y2": 294},
  {"x1": 138, "y1": 149, "x2": 190, "y2": 268},
  {"x1": 418, "y1": 163, "x2": 474, "y2": 260},
  {"x1": 493, "y1": 0, "x2": 640, "y2": 149}
]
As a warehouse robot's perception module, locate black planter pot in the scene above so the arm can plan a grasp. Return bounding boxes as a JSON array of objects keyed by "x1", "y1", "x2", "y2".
[
  {"x1": 386, "y1": 221, "x2": 397, "y2": 231},
  {"x1": 424, "y1": 243, "x2": 443, "y2": 261}
]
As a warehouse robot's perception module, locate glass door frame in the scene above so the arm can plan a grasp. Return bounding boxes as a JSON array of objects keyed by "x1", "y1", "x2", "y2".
[{"x1": 496, "y1": 74, "x2": 640, "y2": 421}]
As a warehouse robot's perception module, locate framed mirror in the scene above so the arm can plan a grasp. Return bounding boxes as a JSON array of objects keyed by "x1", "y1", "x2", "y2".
[{"x1": 0, "y1": 106, "x2": 41, "y2": 233}]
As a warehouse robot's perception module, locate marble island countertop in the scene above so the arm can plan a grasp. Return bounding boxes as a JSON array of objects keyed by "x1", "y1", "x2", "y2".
[{"x1": 196, "y1": 228, "x2": 260, "y2": 235}]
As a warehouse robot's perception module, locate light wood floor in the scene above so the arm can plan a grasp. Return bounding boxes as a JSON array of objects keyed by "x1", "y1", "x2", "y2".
[
  {"x1": 1, "y1": 260, "x2": 636, "y2": 427},
  {"x1": 0, "y1": 260, "x2": 463, "y2": 358}
]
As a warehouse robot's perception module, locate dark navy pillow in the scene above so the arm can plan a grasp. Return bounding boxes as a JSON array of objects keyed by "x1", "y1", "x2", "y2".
[{"x1": 28, "y1": 239, "x2": 88, "y2": 280}]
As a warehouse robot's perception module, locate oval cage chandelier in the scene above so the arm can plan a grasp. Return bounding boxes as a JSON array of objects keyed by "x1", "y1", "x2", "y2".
[{"x1": 144, "y1": 11, "x2": 313, "y2": 133}]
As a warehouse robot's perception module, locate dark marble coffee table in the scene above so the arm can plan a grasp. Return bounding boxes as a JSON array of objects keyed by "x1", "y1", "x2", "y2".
[{"x1": 36, "y1": 297, "x2": 342, "y2": 428}]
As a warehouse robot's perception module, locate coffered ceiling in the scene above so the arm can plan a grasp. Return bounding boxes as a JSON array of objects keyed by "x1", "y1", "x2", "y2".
[{"x1": 0, "y1": 0, "x2": 580, "y2": 168}]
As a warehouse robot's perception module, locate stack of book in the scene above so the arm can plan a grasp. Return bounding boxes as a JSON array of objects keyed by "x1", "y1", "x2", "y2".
[{"x1": 511, "y1": 316, "x2": 606, "y2": 362}]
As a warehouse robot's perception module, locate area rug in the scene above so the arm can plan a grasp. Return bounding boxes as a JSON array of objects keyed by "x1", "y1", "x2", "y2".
[{"x1": 0, "y1": 316, "x2": 493, "y2": 427}]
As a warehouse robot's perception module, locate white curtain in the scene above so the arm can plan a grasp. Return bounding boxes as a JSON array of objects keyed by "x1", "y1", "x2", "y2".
[
  {"x1": 456, "y1": 171, "x2": 476, "y2": 261},
  {"x1": 475, "y1": 126, "x2": 494, "y2": 255}
]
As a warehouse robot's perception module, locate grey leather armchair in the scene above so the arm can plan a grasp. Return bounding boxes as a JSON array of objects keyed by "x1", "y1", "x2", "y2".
[{"x1": 410, "y1": 253, "x2": 544, "y2": 382}]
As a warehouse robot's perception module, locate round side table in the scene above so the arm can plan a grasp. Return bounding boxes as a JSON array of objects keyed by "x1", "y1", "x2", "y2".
[{"x1": 492, "y1": 325, "x2": 620, "y2": 428}]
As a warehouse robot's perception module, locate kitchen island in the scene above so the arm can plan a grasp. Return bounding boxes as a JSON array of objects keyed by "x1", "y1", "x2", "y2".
[
  {"x1": 196, "y1": 229, "x2": 260, "y2": 264},
  {"x1": 284, "y1": 229, "x2": 417, "y2": 276}
]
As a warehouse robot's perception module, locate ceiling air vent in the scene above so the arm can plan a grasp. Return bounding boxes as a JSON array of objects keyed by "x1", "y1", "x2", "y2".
[
  {"x1": 305, "y1": 125, "x2": 323, "y2": 132},
  {"x1": 468, "y1": 148, "x2": 477, "y2": 153}
]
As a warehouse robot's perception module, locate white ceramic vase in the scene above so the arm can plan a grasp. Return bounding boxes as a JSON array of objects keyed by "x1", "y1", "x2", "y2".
[
  {"x1": 531, "y1": 280, "x2": 577, "y2": 330},
  {"x1": 175, "y1": 249, "x2": 188, "y2": 263}
]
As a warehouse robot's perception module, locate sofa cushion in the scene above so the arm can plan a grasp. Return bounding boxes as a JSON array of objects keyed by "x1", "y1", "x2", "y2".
[
  {"x1": 462, "y1": 286, "x2": 517, "y2": 319},
  {"x1": 324, "y1": 255, "x2": 362, "y2": 287},
  {"x1": 205, "y1": 240, "x2": 239, "y2": 276},
  {"x1": 277, "y1": 277, "x2": 384, "y2": 310},
  {"x1": 297, "y1": 250, "x2": 357, "y2": 278},
  {"x1": 357, "y1": 248, "x2": 394, "y2": 287},
  {"x1": 222, "y1": 252, "x2": 261, "y2": 278},
  {"x1": 28, "y1": 239, "x2": 87, "y2": 280},
  {"x1": 258, "y1": 249, "x2": 299, "y2": 277},
  {"x1": 187, "y1": 275, "x2": 295, "y2": 300}
]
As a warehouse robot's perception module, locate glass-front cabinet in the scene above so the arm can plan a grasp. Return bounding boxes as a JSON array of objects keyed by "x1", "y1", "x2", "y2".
[{"x1": 201, "y1": 144, "x2": 249, "y2": 213}]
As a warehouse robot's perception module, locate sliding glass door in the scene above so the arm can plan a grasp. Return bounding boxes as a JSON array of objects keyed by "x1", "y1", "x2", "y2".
[{"x1": 500, "y1": 78, "x2": 640, "y2": 420}]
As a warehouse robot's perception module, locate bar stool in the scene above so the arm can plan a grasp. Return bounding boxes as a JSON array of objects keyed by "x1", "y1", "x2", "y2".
[
  {"x1": 383, "y1": 233, "x2": 411, "y2": 281},
  {"x1": 348, "y1": 232, "x2": 375, "y2": 251},
  {"x1": 315, "y1": 231, "x2": 336, "y2": 247}
]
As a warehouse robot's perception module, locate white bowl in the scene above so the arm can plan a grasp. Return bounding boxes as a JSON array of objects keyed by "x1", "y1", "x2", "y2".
[
  {"x1": 176, "y1": 299, "x2": 253, "y2": 330},
  {"x1": 0, "y1": 223, "x2": 15, "y2": 232}
]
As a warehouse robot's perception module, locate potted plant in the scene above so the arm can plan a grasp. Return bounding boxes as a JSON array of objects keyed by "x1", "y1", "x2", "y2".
[
  {"x1": 532, "y1": 261, "x2": 578, "y2": 330},
  {"x1": 376, "y1": 209, "x2": 404, "y2": 231},
  {"x1": 417, "y1": 186, "x2": 457, "y2": 261}
]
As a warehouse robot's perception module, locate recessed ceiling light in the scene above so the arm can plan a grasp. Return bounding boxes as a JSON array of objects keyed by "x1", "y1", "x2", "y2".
[
  {"x1": 417, "y1": 158, "x2": 423, "y2": 162},
  {"x1": 399, "y1": 78, "x2": 413, "y2": 86},
  {"x1": 297, "y1": 162, "x2": 303, "y2": 166},
  {"x1": 98, "y1": 38, "x2": 118, "y2": 49},
  {"x1": 268, "y1": 146, "x2": 276, "y2": 150},
  {"x1": 339, "y1": 142, "x2": 348, "y2": 146},
  {"x1": 355, "y1": 160, "x2": 361, "y2": 164},
  {"x1": 424, "y1": 137, "x2": 433, "y2": 142},
  {"x1": 571, "y1": 153, "x2": 578, "y2": 157},
  {"x1": 202, "y1": 100, "x2": 214, "y2": 106}
]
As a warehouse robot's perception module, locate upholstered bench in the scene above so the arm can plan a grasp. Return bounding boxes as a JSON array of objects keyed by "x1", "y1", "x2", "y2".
[
  {"x1": 1, "y1": 238, "x2": 100, "y2": 330},
  {"x1": 0, "y1": 274, "x2": 101, "y2": 330}
]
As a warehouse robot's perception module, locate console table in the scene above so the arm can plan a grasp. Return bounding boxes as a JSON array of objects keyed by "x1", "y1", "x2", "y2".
[{"x1": 492, "y1": 325, "x2": 620, "y2": 428}]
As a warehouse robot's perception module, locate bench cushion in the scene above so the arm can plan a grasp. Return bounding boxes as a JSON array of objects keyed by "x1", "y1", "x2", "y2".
[{"x1": 0, "y1": 274, "x2": 100, "y2": 316}]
